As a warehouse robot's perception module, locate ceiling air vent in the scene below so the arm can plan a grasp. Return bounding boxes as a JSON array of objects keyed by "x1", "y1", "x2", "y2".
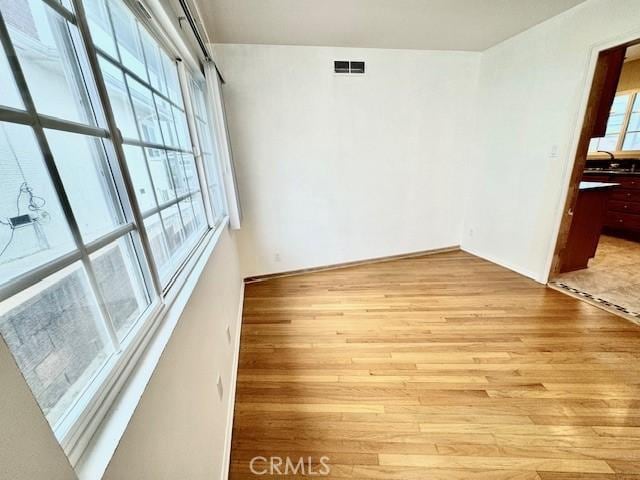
[
  {"x1": 350, "y1": 61, "x2": 365, "y2": 74},
  {"x1": 334, "y1": 61, "x2": 350, "y2": 74},
  {"x1": 334, "y1": 60, "x2": 365, "y2": 75}
]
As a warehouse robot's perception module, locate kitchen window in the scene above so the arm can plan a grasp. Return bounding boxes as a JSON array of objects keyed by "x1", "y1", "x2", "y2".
[
  {"x1": 589, "y1": 89, "x2": 640, "y2": 155},
  {"x1": 0, "y1": 0, "x2": 228, "y2": 463}
]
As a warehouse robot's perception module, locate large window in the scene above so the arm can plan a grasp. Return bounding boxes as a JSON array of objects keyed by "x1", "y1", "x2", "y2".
[
  {"x1": 589, "y1": 90, "x2": 640, "y2": 154},
  {"x1": 86, "y1": 0, "x2": 210, "y2": 282},
  {"x1": 0, "y1": 0, "x2": 227, "y2": 460}
]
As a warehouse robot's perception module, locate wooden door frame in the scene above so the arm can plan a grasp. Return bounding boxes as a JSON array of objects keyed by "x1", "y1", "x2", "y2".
[{"x1": 548, "y1": 41, "x2": 637, "y2": 279}]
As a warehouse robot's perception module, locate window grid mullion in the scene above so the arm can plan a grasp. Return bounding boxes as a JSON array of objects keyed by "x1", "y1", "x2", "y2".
[
  {"x1": 0, "y1": 9, "x2": 120, "y2": 351},
  {"x1": 71, "y1": 0, "x2": 163, "y2": 297},
  {"x1": 42, "y1": 0, "x2": 77, "y2": 25},
  {"x1": 121, "y1": 135, "x2": 192, "y2": 153},
  {"x1": 141, "y1": 190, "x2": 201, "y2": 220}
]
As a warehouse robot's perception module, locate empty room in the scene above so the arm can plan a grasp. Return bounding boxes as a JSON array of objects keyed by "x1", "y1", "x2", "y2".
[{"x1": 2, "y1": 0, "x2": 640, "y2": 479}]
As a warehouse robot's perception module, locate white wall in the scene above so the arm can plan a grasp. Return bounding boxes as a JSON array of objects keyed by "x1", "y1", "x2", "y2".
[
  {"x1": 214, "y1": 44, "x2": 480, "y2": 277},
  {"x1": 462, "y1": 0, "x2": 640, "y2": 282},
  {"x1": 103, "y1": 227, "x2": 243, "y2": 479}
]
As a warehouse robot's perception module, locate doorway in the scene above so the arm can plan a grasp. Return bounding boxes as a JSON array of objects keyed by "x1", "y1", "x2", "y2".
[{"x1": 549, "y1": 41, "x2": 640, "y2": 321}]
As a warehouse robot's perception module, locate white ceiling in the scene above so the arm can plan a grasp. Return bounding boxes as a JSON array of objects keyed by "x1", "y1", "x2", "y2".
[{"x1": 193, "y1": 0, "x2": 587, "y2": 51}]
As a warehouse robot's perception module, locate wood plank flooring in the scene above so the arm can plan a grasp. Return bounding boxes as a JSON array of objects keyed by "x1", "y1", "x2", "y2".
[{"x1": 230, "y1": 250, "x2": 640, "y2": 479}]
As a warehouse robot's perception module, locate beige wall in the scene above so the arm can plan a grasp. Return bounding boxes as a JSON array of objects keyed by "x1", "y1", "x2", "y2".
[{"x1": 618, "y1": 58, "x2": 640, "y2": 92}]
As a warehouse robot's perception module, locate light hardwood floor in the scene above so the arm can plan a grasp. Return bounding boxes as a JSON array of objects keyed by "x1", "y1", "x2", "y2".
[{"x1": 230, "y1": 250, "x2": 640, "y2": 479}]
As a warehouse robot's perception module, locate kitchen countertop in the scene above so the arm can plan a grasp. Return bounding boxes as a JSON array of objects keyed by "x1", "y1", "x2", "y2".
[
  {"x1": 579, "y1": 181, "x2": 619, "y2": 190},
  {"x1": 584, "y1": 169, "x2": 640, "y2": 176}
]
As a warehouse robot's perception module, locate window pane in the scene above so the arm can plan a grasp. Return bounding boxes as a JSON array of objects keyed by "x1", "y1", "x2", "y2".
[
  {"x1": 179, "y1": 194, "x2": 206, "y2": 240},
  {"x1": 5, "y1": 0, "x2": 96, "y2": 125},
  {"x1": 143, "y1": 213, "x2": 169, "y2": 274},
  {"x1": 139, "y1": 28, "x2": 167, "y2": 96},
  {"x1": 0, "y1": 44, "x2": 23, "y2": 109},
  {"x1": 161, "y1": 53, "x2": 182, "y2": 106},
  {"x1": 90, "y1": 235, "x2": 149, "y2": 340},
  {"x1": 0, "y1": 262, "x2": 114, "y2": 427},
  {"x1": 165, "y1": 151, "x2": 189, "y2": 197},
  {"x1": 598, "y1": 134, "x2": 618, "y2": 151},
  {"x1": 0, "y1": 122, "x2": 75, "y2": 283},
  {"x1": 99, "y1": 57, "x2": 139, "y2": 140},
  {"x1": 108, "y1": 0, "x2": 146, "y2": 79},
  {"x1": 626, "y1": 112, "x2": 640, "y2": 133},
  {"x1": 190, "y1": 77, "x2": 226, "y2": 223},
  {"x1": 84, "y1": 0, "x2": 118, "y2": 58},
  {"x1": 161, "y1": 204, "x2": 184, "y2": 254},
  {"x1": 146, "y1": 148, "x2": 176, "y2": 204},
  {"x1": 192, "y1": 193, "x2": 207, "y2": 231},
  {"x1": 172, "y1": 107, "x2": 191, "y2": 150},
  {"x1": 623, "y1": 132, "x2": 640, "y2": 151},
  {"x1": 181, "y1": 153, "x2": 200, "y2": 192},
  {"x1": 123, "y1": 145, "x2": 156, "y2": 212},
  {"x1": 128, "y1": 76, "x2": 162, "y2": 144},
  {"x1": 204, "y1": 153, "x2": 225, "y2": 221},
  {"x1": 190, "y1": 79, "x2": 207, "y2": 120},
  {"x1": 178, "y1": 197, "x2": 196, "y2": 239},
  {"x1": 196, "y1": 117, "x2": 215, "y2": 155},
  {"x1": 611, "y1": 94, "x2": 631, "y2": 115},
  {"x1": 155, "y1": 95, "x2": 179, "y2": 148},
  {"x1": 605, "y1": 114, "x2": 625, "y2": 135},
  {"x1": 45, "y1": 129, "x2": 125, "y2": 242}
]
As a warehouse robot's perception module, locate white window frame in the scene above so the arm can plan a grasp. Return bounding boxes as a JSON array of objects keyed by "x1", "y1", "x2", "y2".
[{"x1": 0, "y1": 0, "x2": 230, "y2": 466}]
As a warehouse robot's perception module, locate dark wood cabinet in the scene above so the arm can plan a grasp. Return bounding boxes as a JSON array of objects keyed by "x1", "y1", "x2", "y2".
[
  {"x1": 582, "y1": 172, "x2": 640, "y2": 240},
  {"x1": 560, "y1": 183, "x2": 615, "y2": 273}
]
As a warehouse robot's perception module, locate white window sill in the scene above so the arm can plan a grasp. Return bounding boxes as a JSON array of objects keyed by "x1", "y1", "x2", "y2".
[{"x1": 73, "y1": 219, "x2": 229, "y2": 480}]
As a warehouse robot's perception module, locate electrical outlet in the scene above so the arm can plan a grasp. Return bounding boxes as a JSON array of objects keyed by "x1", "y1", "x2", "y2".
[{"x1": 274, "y1": 253, "x2": 281, "y2": 262}]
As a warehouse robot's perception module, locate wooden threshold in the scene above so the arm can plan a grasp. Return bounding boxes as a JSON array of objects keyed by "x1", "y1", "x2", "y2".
[
  {"x1": 547, "y1": 280, "x2": 640, "y2": 327},
  {"x1": 244, "y1": 245, "x2": 460, "y2": 283}
]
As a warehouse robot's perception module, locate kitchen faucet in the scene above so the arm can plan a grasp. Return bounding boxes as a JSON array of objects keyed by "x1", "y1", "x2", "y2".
[{"x1": 597, "y1": 150, "x2": 619, "y2": 169}]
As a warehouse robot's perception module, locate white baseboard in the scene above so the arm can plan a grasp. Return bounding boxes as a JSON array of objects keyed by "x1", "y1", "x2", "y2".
[
  {"x1": 461, "y1": 245, "x2": 544, "y2": 284},
  {"x1": 221, "y1": 282, "x2": 245, "y2": 479}
]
